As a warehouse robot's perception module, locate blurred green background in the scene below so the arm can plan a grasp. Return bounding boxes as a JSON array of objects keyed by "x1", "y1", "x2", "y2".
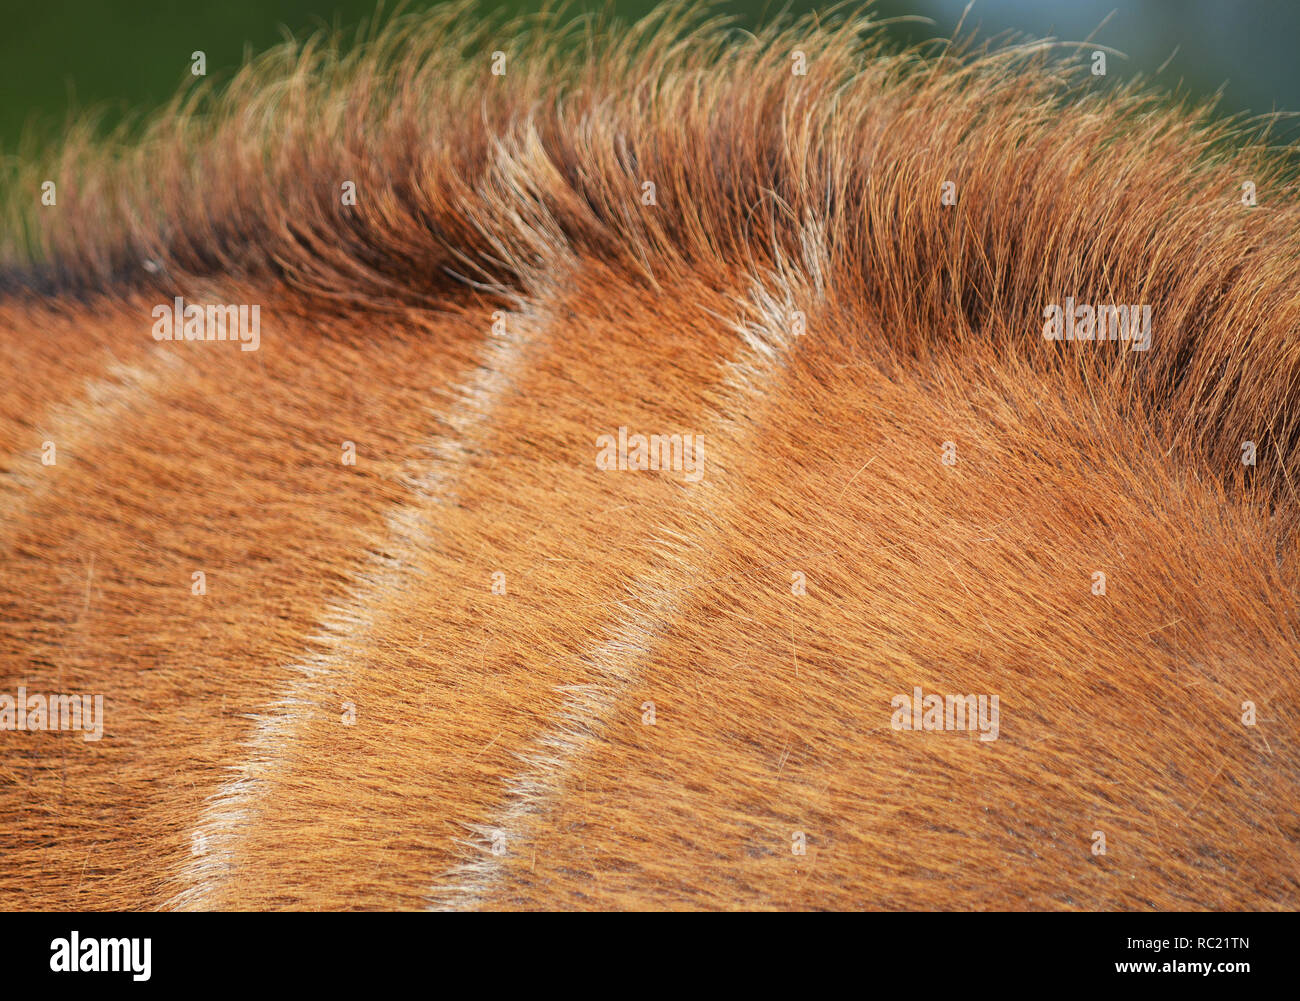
[{"x1": 4, "y1": 0, "x2": 1300, "y2": 151}]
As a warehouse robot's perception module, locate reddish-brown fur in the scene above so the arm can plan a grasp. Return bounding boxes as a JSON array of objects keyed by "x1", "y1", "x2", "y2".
[{"x1": 1, "y1": 3, "x2": 1297, "y2": 910}]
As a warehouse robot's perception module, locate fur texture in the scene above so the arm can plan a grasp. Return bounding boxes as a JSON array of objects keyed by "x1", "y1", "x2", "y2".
[{"x1": 1, "y1": 2, "x2": 1298, "y2": 910}]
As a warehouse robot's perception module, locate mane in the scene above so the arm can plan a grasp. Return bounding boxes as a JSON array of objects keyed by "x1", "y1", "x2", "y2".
[{"x1": 6, "y1": 3, "x2": 1300, "y2": 498}]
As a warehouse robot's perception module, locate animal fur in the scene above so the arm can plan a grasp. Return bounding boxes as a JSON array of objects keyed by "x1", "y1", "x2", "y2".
[{"x1": 1, "y1": 1, "x2": 1298, "y2": 910}]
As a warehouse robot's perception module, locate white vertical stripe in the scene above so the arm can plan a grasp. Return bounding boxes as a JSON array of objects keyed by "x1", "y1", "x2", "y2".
[{"x1": 426, "y1": 223, "x2": 829, "y2": 909}]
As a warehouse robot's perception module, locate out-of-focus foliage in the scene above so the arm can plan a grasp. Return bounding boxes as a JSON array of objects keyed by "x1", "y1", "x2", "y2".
[{"x1": 3, "y1": 0, "x2": 1298, "y2": 150}]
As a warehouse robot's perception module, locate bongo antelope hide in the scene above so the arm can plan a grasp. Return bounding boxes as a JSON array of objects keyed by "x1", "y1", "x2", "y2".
[{"x1": 1, "y1": 2, "x2": 1297, "y2": 911}]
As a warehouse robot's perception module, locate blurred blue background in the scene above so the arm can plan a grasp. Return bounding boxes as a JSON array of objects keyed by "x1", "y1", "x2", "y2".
[{"x1": 3, "y1": 0, "x2": 1299, "y2": 149}]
